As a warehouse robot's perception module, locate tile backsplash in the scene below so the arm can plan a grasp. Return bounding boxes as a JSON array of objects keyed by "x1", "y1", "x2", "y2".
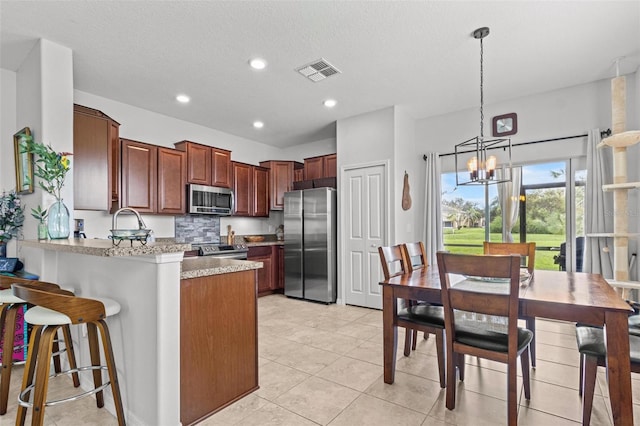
[{"x1": 174, "y1": 215, "x2": 220, "y2": 243}]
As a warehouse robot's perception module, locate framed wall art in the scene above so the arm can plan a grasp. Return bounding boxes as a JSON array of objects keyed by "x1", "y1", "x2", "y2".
[{"x1": 13, "y1": 127, "x2": 33, "y2": 194}]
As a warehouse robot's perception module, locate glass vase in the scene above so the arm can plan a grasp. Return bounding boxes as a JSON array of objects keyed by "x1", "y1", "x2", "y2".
[
  {"x1": 48, "y1": 200, "x2": 70, "y2": 239},
  {"x1": 37, "y1": 223, "x2": 48, "y2": 240}
]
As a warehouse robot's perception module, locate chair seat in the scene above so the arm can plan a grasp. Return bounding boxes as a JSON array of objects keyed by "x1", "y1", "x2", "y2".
[
  {"x1": 628, "y1": 315, "x2": 640, "y2": 337},
  {"x1": 456, "y1": 323, "x2": 533, "y2": 353},
  {"x1": 576, "y1": 325, "x2": 640, "y2": 362},
  {"x1": 399, "y1": 305, "x2": 445, "y2": 327},
  {"x1": 0, "y1": 288, "x2": 25, "y2": 305},
  {"x1": 25, "y1": 297, "x2": 121, "y2": 326}
]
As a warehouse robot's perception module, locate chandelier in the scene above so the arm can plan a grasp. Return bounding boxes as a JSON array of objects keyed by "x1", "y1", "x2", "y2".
[{"x1": 455, "y1": 27, "x2": 512, "y2": 186}]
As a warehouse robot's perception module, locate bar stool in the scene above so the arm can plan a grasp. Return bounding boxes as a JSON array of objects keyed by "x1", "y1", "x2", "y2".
[
  {"x1": 0, "y1": 276, "x2": 79, "y2": 416},
  {"x1": 11, "y1": 283, "x2": 126, "y2": 426}
]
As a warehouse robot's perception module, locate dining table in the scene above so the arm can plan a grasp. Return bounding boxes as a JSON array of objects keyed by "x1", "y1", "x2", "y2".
[{"x1": 381, "y1": 267, "x2": 635, "y2": 426}]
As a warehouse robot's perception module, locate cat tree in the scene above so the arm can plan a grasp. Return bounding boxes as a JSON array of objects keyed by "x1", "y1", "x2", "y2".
[{"x1": 591, "y1": 60, "x2": 640, "y2": 296}]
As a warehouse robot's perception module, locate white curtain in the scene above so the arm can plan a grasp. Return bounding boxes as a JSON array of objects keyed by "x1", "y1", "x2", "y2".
[
  {"x1": 423, "y1": 152, "x2": 443, "y2": 265},
  {"x1": 496, "y1": 167, "x2": 522, "y2": 242},
  {"x1": 584, "y1": 129, "x2": 613, "y2": 277}
]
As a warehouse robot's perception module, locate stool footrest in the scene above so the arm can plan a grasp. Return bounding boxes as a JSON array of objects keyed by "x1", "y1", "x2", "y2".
[{"x1": 18, "y1": 365, "x2": 110, "y2": 408}]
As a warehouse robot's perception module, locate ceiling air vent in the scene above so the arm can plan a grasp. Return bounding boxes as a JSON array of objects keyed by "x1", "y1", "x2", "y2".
[{"x1": 296, "y1": 58, "x2": 341, "y2": 82}]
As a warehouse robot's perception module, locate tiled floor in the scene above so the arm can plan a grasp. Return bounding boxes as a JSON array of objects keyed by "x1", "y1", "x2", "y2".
[{"x1": 2, "y1": 294, "x2": 639, "y2": 425}]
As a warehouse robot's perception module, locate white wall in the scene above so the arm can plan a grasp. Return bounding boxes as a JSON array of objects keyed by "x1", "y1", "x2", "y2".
[
  {"x1": 393, "y1": 107, "x2": 418, "y2": 245},
  {"x1": 0, "y1": 69, "x2": 18, "y2": 256}
]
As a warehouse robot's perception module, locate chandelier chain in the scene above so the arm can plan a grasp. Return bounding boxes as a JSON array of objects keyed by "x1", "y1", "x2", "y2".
[{"x1": 479, "y1": 37, "x2": 484, "y2": 141}]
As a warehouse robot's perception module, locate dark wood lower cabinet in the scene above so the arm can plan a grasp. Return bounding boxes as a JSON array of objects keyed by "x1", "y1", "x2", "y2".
[
  {"x1": 248, "y1": 245, "x2": 284, "y2": 295},
  {"x1": 180, "y1": 270, "x2": 258, "y2": 425}
]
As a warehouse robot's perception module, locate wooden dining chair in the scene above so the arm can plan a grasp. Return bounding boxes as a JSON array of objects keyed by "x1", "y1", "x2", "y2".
[
  {"x1": 436, "y1": 251, "x2": 533, "y2": 425},
  {"x1": 401, "y1": 242, "x2": 431, "y2": 350},
  {"x1": 575, "y1": 325, "x2": 640, "y2": 426},
  {"x1": 378, "y1": 245, "x2": 446, "y2": 387},
  {"x1": 483, "y1": 241, "x2": 538, "y2": 367}
]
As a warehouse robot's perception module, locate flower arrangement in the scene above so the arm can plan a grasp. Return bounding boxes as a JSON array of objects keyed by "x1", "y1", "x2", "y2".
[
  {"x1": 30, "y1": 205, "x2": 48, "y2": 224},
  {"x1": 22, "y1": 138, "x2": 72, "y2": 201},
  {"x1": 0, "y1": 190, "x2": 25, "y2": 242}
]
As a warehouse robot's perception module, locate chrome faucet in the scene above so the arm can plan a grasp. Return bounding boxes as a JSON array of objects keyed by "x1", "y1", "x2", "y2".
[{"x1": 112, "y1": 207, "x2": 147, "y2": 230}]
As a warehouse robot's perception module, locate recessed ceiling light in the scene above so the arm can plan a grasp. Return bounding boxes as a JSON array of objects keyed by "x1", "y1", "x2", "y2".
[
  {"x1": 253, "y1": 121, "x2": 264, "y2": 129},
  {"x1": 323, "y1": 99, "x2": 337, "y2": 108},
  {"x1": 176, "y1": 94, "x2": 190, "y2": 103},
  {"x1": 249, "y1": 58, "x2": 267, "y2": 70}
]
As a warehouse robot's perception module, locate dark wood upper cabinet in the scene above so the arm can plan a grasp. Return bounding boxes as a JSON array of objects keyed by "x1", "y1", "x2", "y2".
[
  {"x1": 304, "y1": 154, "x2": 336, "y2": 180},
  {"x1": 157, "y1": 147, "x2": 187, "y2": 214},
  {"x1": 253, "y1": 166, "x2": 269, "y2": 217},
  {"x1": 175, "y1": 141, "x2": 232, "y2": 188},
  {"x1": 120, "y1": 138, "x2": 157, "y2": 214},
  {"x1": 73, "y1": 104, "x2": 120, "y2": 211},
  {"x1": 232, "y1": 161, "x2": 268, "y2": 217},
  {"x1": 259, "y1": 161, "x2": 302, "y2": 211},
  {"x1": 212, "y1": 148, "x2": 232, "y2": 188},
  {"x1": 175, "y1": 141, "x2": 211, "y2": 185}
]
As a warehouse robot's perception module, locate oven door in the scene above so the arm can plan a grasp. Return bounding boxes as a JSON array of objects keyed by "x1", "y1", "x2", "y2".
[{"x1": 207, "y1": 252, "x2": 248, "y2": 260}]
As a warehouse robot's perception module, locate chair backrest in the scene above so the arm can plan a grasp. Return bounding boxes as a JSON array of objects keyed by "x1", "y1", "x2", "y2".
[
  {"x1": 436, "y1": 251, "x2": 522, "y2": 353},
  {"x1": 378, "y1": 245, "x2": 410, "y2": 279},
  {"x1": 402, "y1": 241, "x2": 428, "y2": 272},
  {"x1": 12, "y1": 283, "x2": 105, "y2": 324},
  {"x1": 483, "y1": 241, "x2": 536, "y2": 273},
  {"x1": 0, "y1": 275, "x2": 61, "y2": 291}
]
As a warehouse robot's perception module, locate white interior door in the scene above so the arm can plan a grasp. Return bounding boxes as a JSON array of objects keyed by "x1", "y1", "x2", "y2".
[{"x1": 343, "y1": 163, "x2": 386, "y2": 309}]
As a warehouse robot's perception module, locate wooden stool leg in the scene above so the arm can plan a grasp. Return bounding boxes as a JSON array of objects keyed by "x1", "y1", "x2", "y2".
[
  {"x1": 86, "y1": 323, "x2": 104, "y2": 408},
  {"x1": 61, "y1": 325, "x2": 80, "y2": 387},
  {"x1": 403, "y1": 327, "x2": 412, "y2": 356},
  {"x1": 582, "y1": 355, "x2": 598, "y2": 426},
  {"x1": 31, "y1": 326, "x2": 59, "y2": 426},
  {"x1": 16, "y1": 324, "x2": 43, "y2": 426},
  {"x1": 0, "y1": 304, "x2": 17, "y2": 415},
  {"x1": 526, "y1": 316, "x2": 536, "y2": 367},
  {"x1": 51, "y1": 337, "x2": 62, "y2": 374},
  {"x1": 96, "y1": 320, "x2": 126, "y2": 426},
  {"x1": 435, "y1": 330, "x2": 445, "y2": 388}
]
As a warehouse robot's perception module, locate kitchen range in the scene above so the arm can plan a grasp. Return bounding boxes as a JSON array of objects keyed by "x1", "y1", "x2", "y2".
[{"x1": 188, "y1": 243, "x2": 249, "y2": 260}]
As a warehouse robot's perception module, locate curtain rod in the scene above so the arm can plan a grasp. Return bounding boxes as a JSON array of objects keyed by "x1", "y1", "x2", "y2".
[{"x1": 423, "y1": 129, "x2": 612, "y2": 160}]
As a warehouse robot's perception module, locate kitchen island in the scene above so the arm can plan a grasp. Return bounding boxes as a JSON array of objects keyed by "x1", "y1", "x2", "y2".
[{"x1": 20, "y1": 239, "x2": 262, "y2": 426}]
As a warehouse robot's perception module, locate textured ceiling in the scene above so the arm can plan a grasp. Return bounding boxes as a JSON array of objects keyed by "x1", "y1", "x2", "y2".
[{"x1": 1, "y1": 1, "x2": 639, "y2": 148}]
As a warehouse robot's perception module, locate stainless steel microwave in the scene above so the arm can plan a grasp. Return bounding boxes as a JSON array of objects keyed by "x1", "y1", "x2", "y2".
[{"x1": 188, "y1": 184, "x2": 234, "y2": 215}]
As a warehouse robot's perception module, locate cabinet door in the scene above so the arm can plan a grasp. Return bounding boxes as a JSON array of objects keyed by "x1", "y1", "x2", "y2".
[
  {"x1": 323, "y1": 154, "x2": 337, "y2": 178},
  {"x1": 294, "y1": 167, "x2": 304, "y2": 183},
  {"x1": 212, "y1": 148, "x2": 232, "y2": 188},
  {"x1": 277, "y1": 245, "x2": 284, "y2": 289},
  {"x1": 270, "y1": 161, "x2": 293, "y2": 210},
  {"x1": 121, "y1": 139, "x2": 157, "y2": 213},
  {"x1": 232, "y1": 162, "x2": 252, "y2": 216},
  {"x1": 182, "y1": 142, "x2": 211, "y2": 185},
  {"x1": 157, "y1": 147, "x2": 187, "y2": 214},
  {"x1": 253, "y1": 167, "x2": 269, "y2": 217},
  {"x1": 304, "y1": 157, "x2": 324, "y2": 180},
  {"x1": 110, "y1": 121, "x2": 120, "y2": 207},
  {"x1": 73, "y1": 109, "x2": 118, "y2": 211},
  {"x1": 249, "y1": 246, "x2": 275, "y2": 293}
]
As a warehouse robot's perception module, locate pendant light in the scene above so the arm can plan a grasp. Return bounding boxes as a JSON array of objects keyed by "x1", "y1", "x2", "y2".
[{"x1": 455, "y1": 27, "x2": 512, "y2": 186}]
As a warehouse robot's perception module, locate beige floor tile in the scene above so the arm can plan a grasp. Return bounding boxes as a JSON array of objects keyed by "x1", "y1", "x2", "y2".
[
  {"x1": 273, "y1": 344, "x2": 341, "y2": 374},
  {"x1": 328, "y1": 394, "x2": 426, "y2": 426},
  {"x1": 396, "y1": 351, "x2": 445, "y2": 384},
  {"x1": 221, "y1": 399, "x2": 318, "y2": 426},
  {"x1": 523, "y1": 377, "x2": 610, "y2": 423},
  {"x1": 259, "y1": 333, "x2": 309, "y2": 361},
  {"x1": 199, "y1": 394, "x2": 268, "y2": 425},
  {"x1": 517, "y1": 405, "x2": 581, "y2": 425},
  {"x1": 320, "y1": 304, "x2": 372, "y2": 322},
  {"x1": 355, "y1": 310, "x2": 383, "y2": 328},
  {"x1": 301, "y1": 315, "x2": 351, "y2": 331},
  {"x1": 316, "y1": 356, "x2": 382, "y2": 392},
  {"x1": 428, "y1": 389, "x2": 510, "y2": 426},
  {"x1": 530, "y1": 358, "x2": 583, "y2": 392},
  {"x1": 534, "y1": 319, "x2": 577, "y2": 336},
  {"x1": 535, "y1": 342, "x2": 581, "y2": 367},
  {"x1": 255, "y1": 361, "x2": 311, "y2": 402},
  {"x1": 344, "y1": 339, "x2": 385, "y2": 366},
  {"x1": 365, "y1": 371, "x2": 443, "y2": 414},
  {"x1": 456, "y1": 363, "x2": 513, "y2": 402},
  {"x1": 334, "y1": 321, "x2": 380, "y2": 340},
  {"x1": 534, "y1": 329, "x2": 578, "y2": 350},
  {"x1": 275, "y1": 376, "x2": 360, "y2": 425}
]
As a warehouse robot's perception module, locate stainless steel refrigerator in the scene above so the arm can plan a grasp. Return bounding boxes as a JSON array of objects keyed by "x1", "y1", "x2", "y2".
[{"x1": 284, "y1": 187, "x2": 337, "y2": 303}]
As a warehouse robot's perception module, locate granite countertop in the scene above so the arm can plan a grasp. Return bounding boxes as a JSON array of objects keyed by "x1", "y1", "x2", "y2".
[
  {"x1": 21, "y1": 238, "x2": 191, "y2": 257},
  {"x1": 181, "y1": 257, "x2": 263, "y2": 279},
  {"x1": 245, "y1": 240, "x2": 284, "y2": 247}
]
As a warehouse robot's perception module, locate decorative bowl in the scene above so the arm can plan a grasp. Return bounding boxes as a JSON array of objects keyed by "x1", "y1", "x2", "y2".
[{"x1": 244, "y1": 235, "x2": 265, "y2": 242}]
